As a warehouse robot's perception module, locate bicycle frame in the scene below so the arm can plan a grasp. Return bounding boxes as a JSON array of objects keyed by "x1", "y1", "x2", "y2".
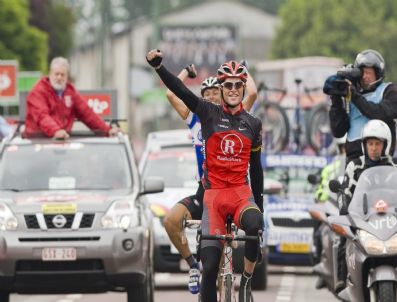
[{"x1": 183, "y1": 215, "x2": 261, "y2": 302}]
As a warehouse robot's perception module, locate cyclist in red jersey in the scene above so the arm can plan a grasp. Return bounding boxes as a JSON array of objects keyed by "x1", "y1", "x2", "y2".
[{"x1": 147, "y1": 49, "x2": 264, "y2": 302}]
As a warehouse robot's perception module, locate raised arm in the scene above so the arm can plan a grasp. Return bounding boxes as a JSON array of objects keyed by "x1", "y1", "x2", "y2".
[
  {"x1": 146, "y1": 49, "x2": 200, "y2": 112},
  {"x1": 242, "y1": 71, "x2": 258, "y2": 112},
  {"x1": 165, "y1": 65, "x2": 197, "y2": 120}
]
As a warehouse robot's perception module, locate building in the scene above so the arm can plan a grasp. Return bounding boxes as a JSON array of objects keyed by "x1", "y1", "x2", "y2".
[{"x1": 69, "y1": 0, "x2": 279, "y2": 139}]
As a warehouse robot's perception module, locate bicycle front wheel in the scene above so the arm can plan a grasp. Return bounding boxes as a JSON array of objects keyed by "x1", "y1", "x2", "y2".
[
  {"x1": 219, "y1": 274, "x2": 233, "y2": 302},
  {"x1": 253, "y1": 101, "x2": 290, "y2": 153}
]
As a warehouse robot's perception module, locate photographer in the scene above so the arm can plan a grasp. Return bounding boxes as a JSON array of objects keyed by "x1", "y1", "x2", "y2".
[{"x1": 324, "y1": 49, "x2": 397, "y2": 162}]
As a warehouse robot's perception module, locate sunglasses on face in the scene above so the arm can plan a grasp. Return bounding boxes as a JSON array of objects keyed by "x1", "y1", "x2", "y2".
[{"x1": 222, "y1": 81, "x2": 244, "y2": 90}]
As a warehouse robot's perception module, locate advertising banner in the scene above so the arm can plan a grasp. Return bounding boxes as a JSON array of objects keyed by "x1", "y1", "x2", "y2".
[
  {"x1": 159, "y1": 25, "x2": 237, "y2": 85},
  {"x1": 0, "y1": 60, "x2": 18, "y2": 104}
]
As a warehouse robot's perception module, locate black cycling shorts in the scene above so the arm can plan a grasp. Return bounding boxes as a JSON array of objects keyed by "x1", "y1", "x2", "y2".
[{"x1": 177, "y1": 181, "x2": 204, "y2": 220}]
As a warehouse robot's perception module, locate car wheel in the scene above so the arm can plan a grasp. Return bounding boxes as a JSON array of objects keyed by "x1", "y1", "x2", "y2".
[
  {"x1": 127, "y1": 259, "x2": 154, "y2": 302},
  {"x1": 251, "y1": 257, "x2": 267, "y2": 290},
  {"x1": 0, "y1": 292, "x2": 9, "y2": 302}
]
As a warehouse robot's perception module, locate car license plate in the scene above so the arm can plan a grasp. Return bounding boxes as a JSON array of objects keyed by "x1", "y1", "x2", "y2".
[
  {"x1": 41, "y1": 247, "x2": 77, "y2": 261},
  {"x1": 279, "y1": 243, "x2": 310, "y2": 254}
]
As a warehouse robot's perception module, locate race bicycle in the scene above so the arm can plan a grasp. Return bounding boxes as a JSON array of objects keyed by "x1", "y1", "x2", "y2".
[
  {"x1": 183, "y1": 215, "x2": 262, "y2": 302},
  {"x1": 252, "y1": 80, "x2": 335, "y2": 155}
]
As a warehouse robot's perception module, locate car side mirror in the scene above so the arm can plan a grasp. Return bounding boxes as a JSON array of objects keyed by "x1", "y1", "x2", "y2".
[
  {"x1": 141, "y1": 177, "x2": 164, "y2": 194},
  {"x1": 307, "y1": 174, "x2": 321, "y2": 185},
  {"x1": 329, "y1": 179, "x2": 342, "y2": 193}
]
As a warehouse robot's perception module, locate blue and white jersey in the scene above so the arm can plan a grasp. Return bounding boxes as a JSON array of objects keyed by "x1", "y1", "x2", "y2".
[{"x1": 186, "y1": 111, "x2": 204, "y2": 179}]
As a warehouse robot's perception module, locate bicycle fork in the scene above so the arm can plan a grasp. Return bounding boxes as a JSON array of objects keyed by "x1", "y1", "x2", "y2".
[{"x1": 220, "y1": 244, "x2": 236, "y2": 302}]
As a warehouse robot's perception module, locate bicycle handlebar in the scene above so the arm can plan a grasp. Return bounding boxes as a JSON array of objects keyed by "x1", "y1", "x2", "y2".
[{"x1": 201, "y1": 234, "x2": 260, "y2": 242}]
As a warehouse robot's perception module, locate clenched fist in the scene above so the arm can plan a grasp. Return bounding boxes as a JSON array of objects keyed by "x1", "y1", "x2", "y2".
[{"x1": 146, "y1": 49, "x2": 163, "y2": 69}]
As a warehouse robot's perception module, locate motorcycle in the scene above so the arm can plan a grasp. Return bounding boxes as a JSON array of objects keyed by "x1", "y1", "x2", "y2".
[{"x1": 328, "y1": 166, "x2": 397, "y2": 302}]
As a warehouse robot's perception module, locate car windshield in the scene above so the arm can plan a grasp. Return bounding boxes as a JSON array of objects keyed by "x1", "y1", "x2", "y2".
[
  {"x1": 349, "y1": 166, "x2": 397, "y2": 217},
  {"x1": 0, "y1": 143, "x2": 133, "y2": 191},
  {"x1": 264, "y1": 166, "x2": 317, "y2": 199},
  {"x1": 142, "y1": 148, "x2": 197, "y2": 188}
]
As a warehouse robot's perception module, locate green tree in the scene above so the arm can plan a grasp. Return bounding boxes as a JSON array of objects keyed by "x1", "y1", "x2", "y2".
[
  {"x1": 29, "y1": 0, "x2": 75, "y2": 64},
  {"x1": 0, "y1": 0, "x2": 48, "y2": 72},
  {"x1": 271, "y1": 0, "x2": 397, "y2": 81}
]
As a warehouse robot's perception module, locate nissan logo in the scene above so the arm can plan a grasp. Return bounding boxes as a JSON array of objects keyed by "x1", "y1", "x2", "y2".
[{"x1": 52, "y1": 215, "x2": 67, "y2": 228}]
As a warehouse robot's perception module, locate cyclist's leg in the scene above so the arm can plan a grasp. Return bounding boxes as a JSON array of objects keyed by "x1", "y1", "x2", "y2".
[
  {"x1": 163, "y1": 197, "x2": 195, "y2": 261},
  {"x1": 201, "y1": 247, "x2": 222, "y2": 302},
  {"x1": 232, "y1": 185, "x2": 263, "y2": 302},
  {"x1": 163, "y1": 183, "x2": 203, "y2": 265},
  {"x1": 201, "y1": 188, "x2": 225, "y2": 302},
  {"x1": 239, "y1": 207, "x2": 263, "y2": 272}
]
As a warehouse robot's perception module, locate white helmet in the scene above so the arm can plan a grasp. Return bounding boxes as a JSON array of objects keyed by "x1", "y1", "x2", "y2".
[
  {"x1": 361, "y1": 119, "x2": 391, "y2": 156},
  {"x1": 200, "y1": 77, "x2": 220, "y2": 96}
]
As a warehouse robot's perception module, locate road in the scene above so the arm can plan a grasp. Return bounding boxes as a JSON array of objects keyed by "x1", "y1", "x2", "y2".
[{"x1": 10, "y1": 266, "x2": 338, "y2": 302}]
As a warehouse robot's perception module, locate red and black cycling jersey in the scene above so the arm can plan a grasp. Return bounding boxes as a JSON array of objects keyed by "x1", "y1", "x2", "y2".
[
  {"x1": 196, "y1": 101, "x2": 262, "y2": 189},
  {"x1": 155, "y1": 65, "x2": 263, "y2": 201}
]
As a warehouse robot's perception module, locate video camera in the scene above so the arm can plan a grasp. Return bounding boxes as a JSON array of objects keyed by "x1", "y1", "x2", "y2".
[
  {"x1": 336, "y1": 64, "x2": 362, "y2": 80},
  {"x1": 324, "y1": 64, "x2": 362, "y2": 97}
]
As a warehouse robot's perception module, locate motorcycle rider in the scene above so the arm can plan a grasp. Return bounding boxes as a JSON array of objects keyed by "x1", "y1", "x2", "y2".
[
  {"x1": 335, "y1": 119, "x2": 396, "y2": 293},
  {"x1": 324, "y1": 49, "x2": 397, "y2": 163}
]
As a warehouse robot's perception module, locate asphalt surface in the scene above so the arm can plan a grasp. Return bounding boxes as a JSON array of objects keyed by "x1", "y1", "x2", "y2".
[{"x1": 10, "y1": 266, "x2": 339, "y2": 302}]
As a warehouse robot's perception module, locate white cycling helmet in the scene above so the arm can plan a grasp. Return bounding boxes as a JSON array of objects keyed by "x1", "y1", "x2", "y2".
[
  {"x1": 200, "y1": 77, "x2": 220, "y2": 96},
  {"x1": 361, "y1": 119, "x2": 391, "y2": 156}
]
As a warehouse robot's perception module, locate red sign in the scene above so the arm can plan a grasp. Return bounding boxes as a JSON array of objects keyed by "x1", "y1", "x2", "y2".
[
  {"x1": 375, "y1": 199, "x2": 388, "y2": 213},
  {"x1": 81, "y1": 93, "x2": 111, "y2": 117},
  {"x1": 0, "y1": 64, "x2": 17, "y2": 98}
]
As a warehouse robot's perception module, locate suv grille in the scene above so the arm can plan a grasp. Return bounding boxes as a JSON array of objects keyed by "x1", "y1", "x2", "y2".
[
  {"x1": 24, "y1": 213, "x2": 95, "y2": 229},
  {"x1": 45, "y1": 214, "x2": 74, "y2": 229},
  {"x1": 271, "y1": 217, "x2": 315, "y2": 228},
  {"x1": 80, "y1": 214, "x2": 95, "y2": 228},
  {"x1": 16, "y1": 259, "x2": 104, "y2": 272},
  {"x1": 24, "y1": 215, "x2": 40, "y2": 229}
]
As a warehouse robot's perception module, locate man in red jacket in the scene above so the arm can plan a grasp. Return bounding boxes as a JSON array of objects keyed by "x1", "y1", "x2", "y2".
[{"x1": 25, "y1": 57, "x2": 119, "y2": 139}]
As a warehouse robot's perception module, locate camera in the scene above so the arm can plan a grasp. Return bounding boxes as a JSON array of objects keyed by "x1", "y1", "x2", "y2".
[
  {"x1": 324, "y1": 64, "x2": 362, "y2": 97},
  {"x1": 336, "y1": 64, "x2": 362, "y2": 80}
]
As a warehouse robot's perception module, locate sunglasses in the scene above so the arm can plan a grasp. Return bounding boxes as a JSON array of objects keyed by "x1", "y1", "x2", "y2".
[{"x1": 222, "y1": 81, "x2": 245, "y2": 90}]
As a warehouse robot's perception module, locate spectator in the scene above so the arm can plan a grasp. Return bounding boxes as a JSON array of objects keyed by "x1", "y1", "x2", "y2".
[{"x1": 25, "y1": 57, "x2": 120, "y2": 139}]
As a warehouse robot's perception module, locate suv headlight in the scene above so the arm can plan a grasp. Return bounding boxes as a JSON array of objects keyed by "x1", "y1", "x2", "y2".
[
  {"x1": 358, "y1": 230, "x2": 397, "y2": 255},
  {"x1": 0, "y1": 203, "x2": 18, "y2": 231},
  {"x1": 101, "y1": 200, "x2": 139, "y2": 229}
]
